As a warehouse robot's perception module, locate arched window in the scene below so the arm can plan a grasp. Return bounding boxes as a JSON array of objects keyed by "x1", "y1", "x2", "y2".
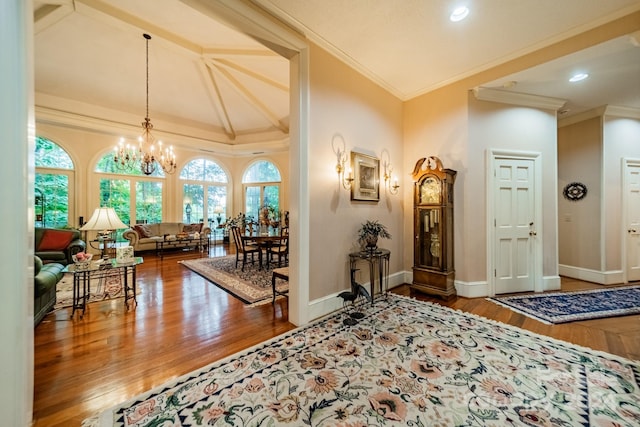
[
  {"x1": 94, "y1": 153, "x2": 164, "y2": 227},
  {"x1": 242, "y1": 160, "x2": 281, "y2": 221},
  {"x1": 179, "y1": 159, "x2": 229, "y2": 228},
  {"x1": 35, "y1": 136, "x2": 75, "y2": 228}
]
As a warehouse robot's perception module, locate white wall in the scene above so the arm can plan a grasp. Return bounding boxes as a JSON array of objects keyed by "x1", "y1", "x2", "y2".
[{"x1": 1, "y1": 0, "x2": 33, "y2": 424}]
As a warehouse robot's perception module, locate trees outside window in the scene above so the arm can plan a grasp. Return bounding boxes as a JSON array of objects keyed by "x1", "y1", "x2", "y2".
[
  {"x1": 180, "y1": 159, "x2": 228, "y2": 227},
  {"x1": 95, "y1": 154, "x2": 164, "y2": 236},
  {"x1": 35, "y1": 136, "x2": 74, "y2": 228},
  {"x1": 242, "y1": 160, "x2": 281, "y2": 221}
]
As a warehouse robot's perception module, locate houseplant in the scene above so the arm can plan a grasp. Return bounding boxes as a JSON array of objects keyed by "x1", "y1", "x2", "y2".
[{"x1": 357, "y1": 219, "x2": 391, "y2": 251}]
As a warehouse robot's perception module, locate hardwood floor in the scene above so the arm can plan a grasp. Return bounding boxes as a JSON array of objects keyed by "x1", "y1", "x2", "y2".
[{"x1": 32, "y1": 246, "x2": 640, "y2": 426}]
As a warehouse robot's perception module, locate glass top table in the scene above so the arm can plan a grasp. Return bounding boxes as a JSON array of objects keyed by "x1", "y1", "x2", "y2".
[{"x1": 63, "y1": 257, "x2": 143, "y2": 318}]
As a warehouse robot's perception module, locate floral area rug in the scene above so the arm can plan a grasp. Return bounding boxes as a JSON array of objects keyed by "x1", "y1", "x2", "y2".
[
  {"x1": 488, "y1": 285, "x2": 640, "y2": 324},
  {"x1": 179, "y1": 256, "x2": 288, "y2": 305},
  {"x1": 54, "y1": 271, "x2": 127, "y2": 310},
  {"x1": 85, "y1": 294, "x2": 640, "y2": 427}
]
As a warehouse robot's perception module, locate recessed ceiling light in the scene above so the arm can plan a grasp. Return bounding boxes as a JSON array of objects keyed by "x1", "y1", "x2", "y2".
[
  {"x1": 450, "y1": 6, "x2": 469, "y2": 22},
  {"x1": 569, "y1": 73, "x2": 589, "y2": 83}
]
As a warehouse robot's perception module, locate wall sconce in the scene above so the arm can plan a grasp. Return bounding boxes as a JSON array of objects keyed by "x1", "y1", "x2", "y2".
[
  {"x1": 332, "y1": 134, "x2": 354, "y2": 190},
  {"x1": 382, "y1": 151, "x2": 400, "y2": 195}
]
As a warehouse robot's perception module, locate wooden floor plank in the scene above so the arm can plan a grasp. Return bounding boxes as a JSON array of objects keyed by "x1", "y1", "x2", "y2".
[{"x1": 32, "y1": 246, "x2": 640, "y2": 426}]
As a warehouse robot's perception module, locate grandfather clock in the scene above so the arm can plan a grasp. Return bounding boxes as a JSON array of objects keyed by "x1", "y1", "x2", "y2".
[{"x1": 411, "y1": 156, "x2": 456, "y2": 299}]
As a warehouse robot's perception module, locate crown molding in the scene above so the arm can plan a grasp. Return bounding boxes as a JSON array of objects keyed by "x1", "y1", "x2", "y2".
[
  {"x1": 557, "y1": 105, "x2": 640, "y2": 127},
  {"x1": 605, "y1": 105, "x2": 640, "y2": 119},
  {"x1": 35, "y1": 98, "x2": 289, "y2": 155},
  {"x1": 558, "y1": 106, "x2": 606, "y2": 127},
  {"x1": 473, "y1": 87, "x2": 567, "y2": 110}
]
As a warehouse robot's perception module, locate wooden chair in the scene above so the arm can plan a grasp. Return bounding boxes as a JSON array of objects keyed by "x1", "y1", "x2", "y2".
[
  {"x1": 267, "y1": 227, "x2": 289, "y2": 267},
  {"x1": 231, "y1": 226, "x2": 261, "y2": 271},
  {"x1": 271, "y1": 267, "x2": 289, "y2": 303}
]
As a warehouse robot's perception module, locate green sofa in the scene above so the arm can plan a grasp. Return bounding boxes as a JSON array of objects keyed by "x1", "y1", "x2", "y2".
[
  {"x1": 34, "y1": 256, "x2": 64, "y2": 326},
  {"x1": 35, "y1": 227, "x2": 86, "y2": 265}
]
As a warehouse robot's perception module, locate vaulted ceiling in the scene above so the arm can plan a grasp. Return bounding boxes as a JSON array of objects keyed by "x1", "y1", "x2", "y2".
[{"x1": 34, "y1": 0, "x2": 640, "y2": 154}]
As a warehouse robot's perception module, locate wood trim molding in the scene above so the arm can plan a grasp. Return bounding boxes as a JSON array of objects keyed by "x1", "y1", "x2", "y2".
[{"x1": 472, "y1": 87, "x2": 567, "y2": 111}]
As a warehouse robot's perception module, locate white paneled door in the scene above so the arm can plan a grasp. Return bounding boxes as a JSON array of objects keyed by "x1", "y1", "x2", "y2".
[
  {"x1": 625, "y1": 161, "x2": 640, "y2": 282},
  {"x1": 494, "y1": 158, "x2": 536, "y2": 294}
]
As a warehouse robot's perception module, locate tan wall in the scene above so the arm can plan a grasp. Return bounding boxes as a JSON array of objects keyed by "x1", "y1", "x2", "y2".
[
  {"x1": 402, "y1": 13, "x2": 639, "y2": 289},
  {"x1": 307, "y1": 43, "x2": 404, "y2": 301},
  {"x1": 558, "y1": 117, "x2": 602, "y2": 270},
  {"x1": 604, "y1": 116, "x2": 640, "y2": 272}
]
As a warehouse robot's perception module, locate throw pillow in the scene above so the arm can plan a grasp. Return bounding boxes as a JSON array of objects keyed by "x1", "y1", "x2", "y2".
[
  {"x1": 183, "y1": 223, "x2": 203, "y2": 233},
  {"x1": 37, "y1": 229, "x2": 75, "y2": 251},
  {"x1": 133, "y1": 224, "x2": 154, "y2": 238}
]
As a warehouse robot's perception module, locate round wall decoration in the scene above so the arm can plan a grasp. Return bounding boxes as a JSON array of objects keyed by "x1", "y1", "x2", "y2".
[{"x1": 563, "y1": 182, "x2": 587, "y2": 201}]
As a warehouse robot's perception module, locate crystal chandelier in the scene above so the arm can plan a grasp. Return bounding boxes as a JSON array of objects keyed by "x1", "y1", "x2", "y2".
[{"x1": 114, "y1": 33, "x2": 176, "y2": 175}]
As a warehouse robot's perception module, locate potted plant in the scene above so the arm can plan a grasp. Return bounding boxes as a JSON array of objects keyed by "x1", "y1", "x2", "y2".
[{"x1": 357, "y1": 219, "x2": 391, "y2": 251}]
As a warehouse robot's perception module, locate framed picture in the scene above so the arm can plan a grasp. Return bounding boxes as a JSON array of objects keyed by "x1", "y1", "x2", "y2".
[{"x1": 351, "y1": 152, "x2": 380, "y2": 202}]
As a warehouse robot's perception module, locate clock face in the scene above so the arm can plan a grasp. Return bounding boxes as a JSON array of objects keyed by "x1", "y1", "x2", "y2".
[{"x1": 420, "y1": 176, "x2": 440, "y2": 204}]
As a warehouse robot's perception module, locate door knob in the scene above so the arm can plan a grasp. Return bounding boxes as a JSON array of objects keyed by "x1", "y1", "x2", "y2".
[
  {"x1": 529, "y1": 231, "x2": 537, "y2": 236},
  {"x1": 629, "y1": 229, "x2": 637, "y2": 233}
]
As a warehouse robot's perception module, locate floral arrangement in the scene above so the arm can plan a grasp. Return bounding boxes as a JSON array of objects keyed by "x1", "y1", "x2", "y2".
[{"x1": 357, "y1": 219, "x2": 391, "y2": 249}]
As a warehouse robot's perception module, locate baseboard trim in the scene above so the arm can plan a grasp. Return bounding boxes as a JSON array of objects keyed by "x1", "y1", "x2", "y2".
[
  {"x1": 558, "y1": 264, "x2": 624, "y2": 285},
  {"x1": 307, "y1": 271, "x2": 566, "y2": 318},
  {"x1": 307, "y1": 270, "x2": 406, "y2": 320}
]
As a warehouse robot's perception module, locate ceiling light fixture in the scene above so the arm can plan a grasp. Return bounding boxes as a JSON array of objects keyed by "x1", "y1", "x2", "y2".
[
  {"x1": 450, "y1": 6, "x2": 469, "y2": 22},
  {"x1": 569, "y1": 73, "x2": 589, "y2": 83},
  {"x1": 113, "y1": 33, "x2": 176, "y2": 175}
]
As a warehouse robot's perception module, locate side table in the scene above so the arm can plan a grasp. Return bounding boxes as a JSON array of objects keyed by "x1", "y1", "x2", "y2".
[
  {"x1": 348, "y1": 248, "x2": 391, "y2": 305},
  {"x1": 63, "y1": 257, "x2": 143, "y2": 318}
]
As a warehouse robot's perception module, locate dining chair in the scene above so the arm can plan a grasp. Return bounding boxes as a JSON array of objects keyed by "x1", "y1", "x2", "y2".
[
  {"x1": 267, "y1": 227, "x2": 289, "y2": 267},
  {"x1": 231, "y1": 226, "x2": 261, "y2": 271}
]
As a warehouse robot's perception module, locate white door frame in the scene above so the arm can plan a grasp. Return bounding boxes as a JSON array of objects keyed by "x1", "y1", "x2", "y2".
[
  {"x1": 622, "y1": 157, "x2": 640, "y2": 283},
  {"x1": 486, "y1": 149, "x2": 544, "y2": 296}
]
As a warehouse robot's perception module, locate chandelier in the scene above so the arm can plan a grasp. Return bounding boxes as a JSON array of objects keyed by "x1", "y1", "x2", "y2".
[{"x1": 113, "y1": 33, "x2": 176, "y2": 175}]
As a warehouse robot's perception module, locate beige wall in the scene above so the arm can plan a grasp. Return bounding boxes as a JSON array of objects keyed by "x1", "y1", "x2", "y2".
[
  {"x1": 307, "y1": 43, "x2": 404, "y2": 301},
  {"x1": 558, "y1": 117, "x2": 602, "y2": 271},
  {"x1": 556, "y1": 113, "x2": 640, "y2": 284},
  {"x1": 402, "y1": 12, "x2": 640, "y2": 293},
  {"x1": 604, "y1": 116, "x2": 640, "y2": 272}
]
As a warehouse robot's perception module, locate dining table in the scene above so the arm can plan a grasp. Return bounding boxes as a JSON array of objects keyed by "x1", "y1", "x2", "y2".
[{"x1": 241, "y1": 229, "x2": 285, "y2": 269}]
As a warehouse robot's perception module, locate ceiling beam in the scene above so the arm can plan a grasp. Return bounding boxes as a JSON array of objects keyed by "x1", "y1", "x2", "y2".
[
  {"x1": 74, "y1": 0, "x2": 203, "y2": 58},
  {"x1": 211, "y1": 58, "x2": 288, "y2": 92},
  {"x1": 196, "y1": 60, "x2": 236, "y2": 140},
  {"x1": 208, "y1": 60, "x2": 288, "y2": 133},
  {"x1": 34, "y1": 1, "x2": 74, "y2": 34}
]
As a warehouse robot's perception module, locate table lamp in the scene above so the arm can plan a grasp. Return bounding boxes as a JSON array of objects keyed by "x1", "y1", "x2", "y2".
[
  {"x1": 80, "y1": 207, "x2": 128, "y2": 258},
  {"x1": 214, "y1": 206, "x2": 224, "y2": 225}
]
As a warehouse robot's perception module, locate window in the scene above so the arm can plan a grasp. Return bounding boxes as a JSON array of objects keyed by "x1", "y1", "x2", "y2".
[
  {"x1": 242, "y1": 160, "x2": 281, "y2": 221},
  {"x1": 95, "y1": 153, "x2": 164, "y2": 229},
  {"x1": 35, "y1": 136, "x2": 74, "y2": 228},
  {"x1": 180, "y1": 159, "x2": 229, "y2": 227}
]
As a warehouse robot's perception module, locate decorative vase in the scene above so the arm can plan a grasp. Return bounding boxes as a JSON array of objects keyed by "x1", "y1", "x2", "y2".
[{"x1": 365, "y1": 235, "x2": 378, "y2": 251}]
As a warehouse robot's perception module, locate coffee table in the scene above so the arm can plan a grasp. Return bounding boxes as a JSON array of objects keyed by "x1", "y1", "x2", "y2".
[
  {"x1": 63, "y1": 257, "x2": 143, "y2": 318},
  {"x1": 154, "y1": 235, "x2": 210, "y2": 258}
]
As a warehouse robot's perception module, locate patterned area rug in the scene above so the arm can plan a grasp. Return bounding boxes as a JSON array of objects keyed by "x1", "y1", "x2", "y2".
[
  {"x1": 85, "y1": 294, "x2": 640, "y2": 427},
  {"x1": 488, "y1": 285, "x2": 640, "y2": 324},
  {"x1": 54, "y1": 271, "x2": 126, "y2": 310},
  {"x1": 179, "y1": 256, "x2": 288, "y2": 305}
]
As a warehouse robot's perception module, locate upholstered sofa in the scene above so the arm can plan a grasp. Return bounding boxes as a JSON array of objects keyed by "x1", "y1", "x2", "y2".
[
  {"x1": 34, "y1": 256, "x2": 64, "y2": 326},
  {"x1": 35, "y1": 227, "x2": 86, "y2": 265},
  {"x1": 122, "y1": 222, "x2": 211, "y2": 253}
]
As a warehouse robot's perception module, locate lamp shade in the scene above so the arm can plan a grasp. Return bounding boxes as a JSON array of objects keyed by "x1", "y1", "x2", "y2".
[{"x1": 80, "y1": 207, "x2": 128, "y2": 231}]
